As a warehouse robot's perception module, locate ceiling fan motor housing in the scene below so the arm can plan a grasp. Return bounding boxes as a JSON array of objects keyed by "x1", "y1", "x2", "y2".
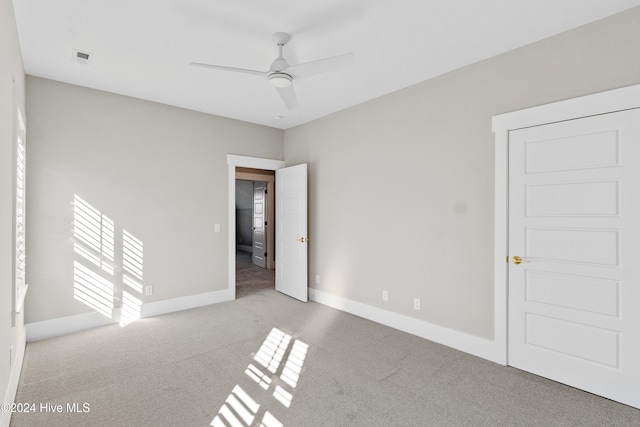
[{"x1": 268, "y1": 72, "x2": 293, "y2": 88}]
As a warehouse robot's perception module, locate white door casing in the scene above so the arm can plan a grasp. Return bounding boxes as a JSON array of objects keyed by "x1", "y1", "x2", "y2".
[
  {"x1": 507, "y1": 109, "x2": 640, "y2": 408},
  {"x1": 276, "y1": 164, "x2": 308, "y2": 302},
  {"x1": 252, "y1": 182, "x2": 267, "y2": 268}
]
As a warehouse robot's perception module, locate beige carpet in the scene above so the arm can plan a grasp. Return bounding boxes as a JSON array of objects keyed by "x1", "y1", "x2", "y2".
[{"x1": 11, "y1": 269, "x2": 640, "y2": 426}]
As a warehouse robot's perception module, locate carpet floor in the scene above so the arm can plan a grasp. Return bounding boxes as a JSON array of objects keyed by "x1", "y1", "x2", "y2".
[{"x1": 11, "y1": 259, "x2": 640, "y2": 426}]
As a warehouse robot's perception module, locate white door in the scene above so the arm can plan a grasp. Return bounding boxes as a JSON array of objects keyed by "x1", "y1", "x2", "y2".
[
  {"x1": 508, "y1": 108, "x2": 640, "y2": 408},
  {"x1": 276, "y1": 164, "x2": 308, "y2": 302},
  {"x1": 252, "y1": 182, "x2": 267, "y2": 268}
]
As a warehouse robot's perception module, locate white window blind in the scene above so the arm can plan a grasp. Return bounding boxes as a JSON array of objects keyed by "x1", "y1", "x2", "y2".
[{"x1": 14, "y1": 105, "x2": 28, "y2": 316}]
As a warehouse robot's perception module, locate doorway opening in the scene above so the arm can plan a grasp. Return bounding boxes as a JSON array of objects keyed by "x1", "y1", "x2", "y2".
[
  {"x1": 235, "y1": 168, "x2": 275, "y2": 298},
  {"x1": 227, "y1": 155, "x2": 284, "y2": 299}
]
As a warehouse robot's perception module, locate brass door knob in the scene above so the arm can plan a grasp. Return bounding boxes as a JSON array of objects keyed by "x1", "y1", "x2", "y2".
[{"x1": 512, "y1": 256, "x2": 528, "y2": 265}]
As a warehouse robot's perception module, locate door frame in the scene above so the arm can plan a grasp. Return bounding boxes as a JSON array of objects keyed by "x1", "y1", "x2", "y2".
[
  {"x1": 492, "y1": 83, "x2": 640, "y2": 365},
  {"x1": 227, "y1": 155, "x2": 285, "y2": 299}
]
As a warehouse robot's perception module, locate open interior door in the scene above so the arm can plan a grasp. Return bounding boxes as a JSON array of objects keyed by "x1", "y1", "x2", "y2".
[
  {"x1": 252, "y1": 182, "x2": 267, "y2": 268},
  {"x1": 275, "y1": 164, "x2": 308, "y2": 302}
]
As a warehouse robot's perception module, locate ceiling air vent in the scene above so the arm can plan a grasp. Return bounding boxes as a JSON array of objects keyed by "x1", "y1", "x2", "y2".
[{"x1": 72, "y1": 49, "x2": 93, "y2": 65}]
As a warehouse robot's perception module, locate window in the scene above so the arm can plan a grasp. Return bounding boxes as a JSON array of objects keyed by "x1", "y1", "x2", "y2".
[{"x1": 13, "y1": 104, "x2": 28, "y2": 320}]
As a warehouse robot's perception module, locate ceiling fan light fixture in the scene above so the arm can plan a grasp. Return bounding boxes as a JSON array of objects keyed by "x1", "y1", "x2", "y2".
[{"x1": 268, "y1": 73, "x2": 292, "y2": 88}]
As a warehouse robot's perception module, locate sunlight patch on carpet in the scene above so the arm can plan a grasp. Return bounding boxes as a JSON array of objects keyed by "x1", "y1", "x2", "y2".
[{"x1": 211, "y1": 328, "x2": 310, "y2": 426}]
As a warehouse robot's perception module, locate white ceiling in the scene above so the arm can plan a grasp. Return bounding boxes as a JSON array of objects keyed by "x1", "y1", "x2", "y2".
[{"x1": 12, "y1": 1, "x2": 640, "y2": 129}]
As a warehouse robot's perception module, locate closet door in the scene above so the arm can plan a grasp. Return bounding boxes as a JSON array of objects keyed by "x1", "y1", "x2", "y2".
[{"x1": 508, "y1": 108, "x2": 640, "y2": 408}]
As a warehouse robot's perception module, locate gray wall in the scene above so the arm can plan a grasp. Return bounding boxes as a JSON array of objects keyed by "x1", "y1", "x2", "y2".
[
  {"x1": 284, "y1": 7, "x2": 640, "y2": 339},
  {"x1": 25, "y1": 77, "x2": 283, "y2": 323},
  {"x1": 1, "y1": 0, "x2": 26, "y2": 415}
]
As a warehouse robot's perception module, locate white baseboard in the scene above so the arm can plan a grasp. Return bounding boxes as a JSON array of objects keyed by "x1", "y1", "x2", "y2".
[
  {"x1": 26, "y1": 289, "x2": 233, "y2": 342},
  {"x1": 26, "y1": 311, "x2": 116, "y2": 341},
  {"x1": 309, "y1": 288, "x2": 503, "y2": 364},
  {"x1": 141, "y1": 289, "x2": 233, "y2": 318}
]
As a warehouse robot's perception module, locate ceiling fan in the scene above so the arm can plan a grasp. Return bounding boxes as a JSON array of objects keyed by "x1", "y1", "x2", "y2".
[{"x1": 191, "y1": 32, "x2": 354, "y2": 110}]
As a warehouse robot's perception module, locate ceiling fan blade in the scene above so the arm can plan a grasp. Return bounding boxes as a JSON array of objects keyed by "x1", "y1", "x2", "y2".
[
  {"x1": 190, "y1": 62, "x2": 269, "y2": 77},
  {"x1": 275, "y1": 85, "x2": 298, "y2": 110},
  {"x1": 287, "y1": 53, "x2": 354, "y2": 79}
]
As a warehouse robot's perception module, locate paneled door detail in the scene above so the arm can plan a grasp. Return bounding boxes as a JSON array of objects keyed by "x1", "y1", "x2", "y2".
[
  {"x1": 275, "y1": 164, "x2": 308, "y2": 302},
  {"x1": 252, "y1": 182, "x2": 267, "y2": 268},
  {"x1": 508, "y1": 109, "x2": 640, "y2": 408}
]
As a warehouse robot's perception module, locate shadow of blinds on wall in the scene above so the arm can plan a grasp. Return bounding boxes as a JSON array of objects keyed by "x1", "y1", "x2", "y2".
[
  {"x1": 72, "y1": 195, "x2": 115, "y2": 318},
  {"x1": 71, "y1": 194, "x2": 145, "y2": 326},
  {"x1": 13, "y1": 103, "x2": 28, "y2": 324},
  {"x1": 121, "y1": 230, "x2": 143, "y2": 326}
]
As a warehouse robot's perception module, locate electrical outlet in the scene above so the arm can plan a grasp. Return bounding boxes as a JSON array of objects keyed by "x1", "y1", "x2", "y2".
[
  {"x1": 214, "y1": 223, "x2": 221, "y2": 233},
  {"x1": 315, "y1": 275, "x2": 320, "y2": 285},
  {"x1": 145, "y1": 286, "x2": 153, "y2": 296},
  {"x1": 413, "y1": 298, "x2": 421, "y2": 310},
  {"x1": 382, "y1": 290, "x2": 388, "y2": 302}
]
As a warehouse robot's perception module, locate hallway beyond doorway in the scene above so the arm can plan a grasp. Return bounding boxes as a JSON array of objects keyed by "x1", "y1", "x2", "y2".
[{"x1": 236, "y1": 251, "x2": 275, "y2": 298}]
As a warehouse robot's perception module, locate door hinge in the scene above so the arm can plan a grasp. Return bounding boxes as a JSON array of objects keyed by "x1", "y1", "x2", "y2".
[{"x1": 264, "y1": 253, "x2": 267, "y2": 257}]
